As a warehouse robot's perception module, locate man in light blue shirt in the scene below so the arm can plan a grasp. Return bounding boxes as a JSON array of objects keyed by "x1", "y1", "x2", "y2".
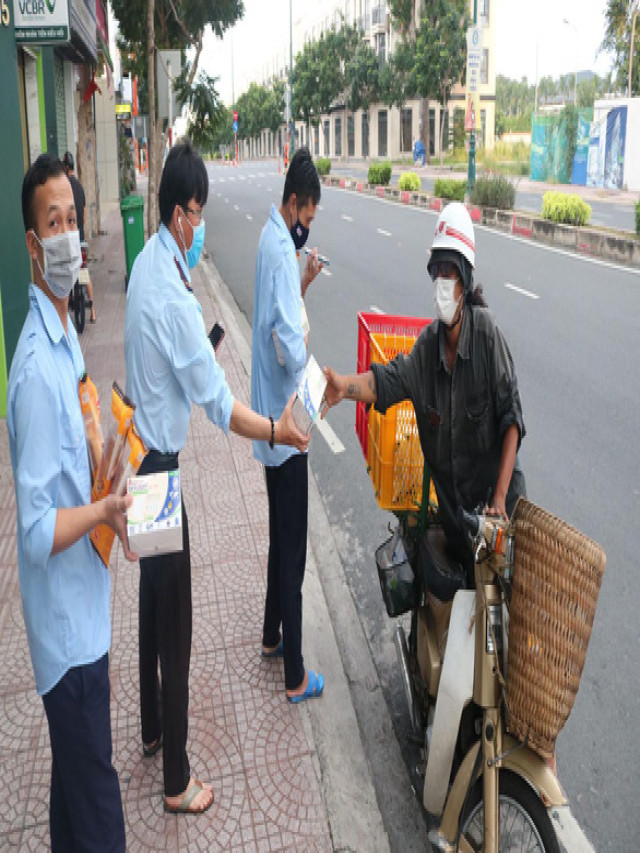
[
  {"x1": 251, "y1": 147, "x2": 325, "y2": 703},
  {"x1": 7, "y1": 154, "x2": 135, "y2": 851},
  {"x1": 125, "y1": 141, "x2": 309, "y2": 815}
]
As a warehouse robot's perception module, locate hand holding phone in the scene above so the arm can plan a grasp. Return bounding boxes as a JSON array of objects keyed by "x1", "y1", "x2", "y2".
[{"x1": 208, "y1": 322, "x2": 225, "y2": 353}]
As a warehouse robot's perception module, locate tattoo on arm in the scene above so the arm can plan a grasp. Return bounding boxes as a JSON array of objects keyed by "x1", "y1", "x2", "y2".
[{"x1": 347, "y1": 383, "x2": 360, "y2": 400}]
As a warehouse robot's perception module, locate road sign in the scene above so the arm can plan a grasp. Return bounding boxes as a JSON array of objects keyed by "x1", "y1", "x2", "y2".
[
  {"x1": 233, "y1": 120, "x2": 238, "y2": 133},
  {"x1": 233, "y1": 110, "x2": 238, "y2": 122},
  {"x1": 465, "y1": 25, "x2": 482, "y2": 132},
  {"x1": 284, "y1": 86, "x2": 291, "y2": 107}
]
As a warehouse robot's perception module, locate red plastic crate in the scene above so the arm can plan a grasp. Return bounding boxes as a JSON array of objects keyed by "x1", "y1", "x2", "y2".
[{"x1": 355, "y1": 312, "x2": 431, "y2": 460}]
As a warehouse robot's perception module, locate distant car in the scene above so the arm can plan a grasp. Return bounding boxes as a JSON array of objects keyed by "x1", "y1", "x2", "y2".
[{"x1": 413, "y1": 139, "x2": 426, "y2": 166}]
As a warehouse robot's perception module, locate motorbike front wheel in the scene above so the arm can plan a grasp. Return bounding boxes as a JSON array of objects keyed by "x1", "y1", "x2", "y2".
[{"x1": 460, "y1": 770, "x2": 560, "y2": 852}]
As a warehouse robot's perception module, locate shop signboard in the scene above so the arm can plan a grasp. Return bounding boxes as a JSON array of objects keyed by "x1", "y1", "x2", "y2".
[{"x1": 13, "y1": 0, "x2": 70, "y2": 43}]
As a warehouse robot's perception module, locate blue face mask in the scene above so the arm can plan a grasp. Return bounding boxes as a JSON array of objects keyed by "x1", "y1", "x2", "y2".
[{"x1": 186, "y1": 221, "x2": 205, "y2": 269}]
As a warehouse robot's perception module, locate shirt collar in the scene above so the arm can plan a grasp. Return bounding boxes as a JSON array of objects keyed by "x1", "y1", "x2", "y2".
[
  {"x1": 437, "y1": 303, "x2": 471, "y2": 368},
  {"x1": 158, "y1": 223, "x2": 191, "y2": 288},
  {"x1": 31, "y1": 283, "x2": 66, "y2": 345},
  {"x1": 270, "y1": 203, "x2": 291, "y2": 238}
]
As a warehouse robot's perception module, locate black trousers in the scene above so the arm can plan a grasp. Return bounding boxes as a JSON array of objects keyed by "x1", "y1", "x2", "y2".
[
  {"x1": 42, "y1": 654, "x2": 125, "y2": 853},
  {"x1": 263, "y1": 453, "x2": 308, "y2": 691},
  {"x1": 138, "y1": 451, "x2": 191, "y2": 797}
]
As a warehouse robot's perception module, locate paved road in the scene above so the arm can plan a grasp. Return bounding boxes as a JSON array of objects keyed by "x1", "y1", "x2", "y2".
[
  {"x1": 205, "y1": 160, "x2": 640, "y2": 852},
  {"x1": 328, "y1": 161, "x2": 638, "y2": 233}
]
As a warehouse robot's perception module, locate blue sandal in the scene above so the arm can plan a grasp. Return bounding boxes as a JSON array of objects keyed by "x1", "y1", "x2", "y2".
[
  {"x1": 261, "y1": 639, "x2": 284, "y2": 658},
  {"x1": 287, "y1": 670, "x2": 324, "y2": 704}
]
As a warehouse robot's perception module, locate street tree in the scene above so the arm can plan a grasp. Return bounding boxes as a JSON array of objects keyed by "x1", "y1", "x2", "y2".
[
  {"x1": 600, "y1": 0, "x2": 639, "y2": 95},
  {"x1": 111, "y1": 0, "x2": 244, "y2": 233}
]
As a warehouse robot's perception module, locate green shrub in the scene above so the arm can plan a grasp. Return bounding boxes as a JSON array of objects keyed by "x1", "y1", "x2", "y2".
[
  {"x1": 470, "y1": 174, "x2": 516, "y2": 210},
  {"x1": 434, "y1": 178, "x2": 467, "y2": 201},
  {"x1": 398, "y1": 171, "x2": 422, "y2": 191},
  {"x1": 541, "y1": 191, "x2": 591, "y2": 227},
  {"x1": 368, "y1": 160, "x2": 392, "y2": 185},
  {"x1": 314, "y1": 156, "x2": 331, "y2": 176},
  {"x1": 636, "y1": 199, "x2": 640, "y2": 237}
]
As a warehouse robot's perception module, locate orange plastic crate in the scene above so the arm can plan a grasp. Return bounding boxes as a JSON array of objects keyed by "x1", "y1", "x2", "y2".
[
  {"x1": 355, "y1": 312, "x2": 431, "y2": 460},
  {"x1": 355, "y1": 314, "x2": 433, "y2": 512}
]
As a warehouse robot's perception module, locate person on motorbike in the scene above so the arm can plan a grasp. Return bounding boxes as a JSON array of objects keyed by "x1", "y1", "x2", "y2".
[
  {"x1": 322, "y1": 201, "x2": 526, "y2": 574},
  {"x1": 62, "y1": 151, "x2": 96, "y2": 323}
]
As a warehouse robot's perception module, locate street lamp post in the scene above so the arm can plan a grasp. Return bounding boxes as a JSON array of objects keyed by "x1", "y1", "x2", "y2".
[
  {"x1": 466, "y1": 0, "x2": 478, "y2": 195},
  {"x1": 630, "y1": 0, "x2": 639, "y2": 97},
  {"x1": 562, "y1": 17, "x2": 578, "y2": 105},
  {"x1": 289, "y1": 0, "x2": 294, "y2": 157}
]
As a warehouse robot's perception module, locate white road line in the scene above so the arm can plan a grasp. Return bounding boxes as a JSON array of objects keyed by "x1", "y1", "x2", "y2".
[
  {"x1": 368, "y1": 305, "x2": 384, "y2": 314},
  {"x1": 257, "y1": 183, "x2": 261, "y2": 188},
  {"x1": 316, "y1": 416, "x2": 345, "y2": 454},
  {"x1": 377, "y1": 228, "x2": 392, "y2": 236},
  {"x1": 321, "y1": 268, "x2": 332, "y2": 277},
  {"x1": 249, "y1": 174, "x2": 255, "y2": 178},
  {"x1": 234, "y1": 204, "x2": 239, "y2": 211},
  {"x1": 318, "y1": 204, "x2": 324, "y2": 211},
  {"x1": 342, "y1": 214, "x2": 353, "y2": 222},
  {"x1": 267, "y1": 186, "x2": 272, "y2": 192},
  {"x1": 246, "y1": 214, "x2": 253, "y2": 221},
  {"x1": 505, "y1": 282, "x2": 540, "y2": 300},
  {"x1": 217, "y1": 192, "x2": 221, "y2": 197},
  {"x1": 225, "y1": 198, "x2": 229, "y2": 203}
]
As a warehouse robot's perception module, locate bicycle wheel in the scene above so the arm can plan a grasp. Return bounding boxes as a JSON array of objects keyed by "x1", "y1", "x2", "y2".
[
  {"x1": 74, "y1": 282, "x2": 85, "y2": 333},
  {"x1": 460, "y1": 770, "x2": 560, "y2": 852}
]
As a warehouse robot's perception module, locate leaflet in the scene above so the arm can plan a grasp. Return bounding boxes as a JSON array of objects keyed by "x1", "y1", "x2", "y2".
[{"x1": 291, "y1": 354, "x2": 327, "y2": 435}]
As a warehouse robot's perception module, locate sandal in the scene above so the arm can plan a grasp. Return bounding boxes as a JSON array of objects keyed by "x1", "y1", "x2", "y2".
[
  {"x1": 261, "y1": 639, "x2": 283, "y2": 658},
  {"x1": 287, "y1": 670, "x2": 324, "y2": 704},
  {"x1": 142, "y1": 733, "x2": 163, "y2": 757},
  {"x1": 164, "y1": 779, "x2": 214, "y2": 815}
]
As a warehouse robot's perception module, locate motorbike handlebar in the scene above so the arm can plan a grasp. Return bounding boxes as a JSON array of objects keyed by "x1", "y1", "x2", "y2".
[{"x1": 457, "y1": 506, "x2": 480, "y2": 538}]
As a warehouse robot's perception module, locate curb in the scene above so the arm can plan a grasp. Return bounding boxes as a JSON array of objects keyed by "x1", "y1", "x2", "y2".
[{"x1": 321, "y1": 175, "x2": 640, "y2": 269}]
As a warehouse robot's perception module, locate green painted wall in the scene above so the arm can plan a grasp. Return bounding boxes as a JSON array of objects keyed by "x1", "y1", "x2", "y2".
[{"x1": 0, "y1": 14, "x2": 32, "y2": 413}]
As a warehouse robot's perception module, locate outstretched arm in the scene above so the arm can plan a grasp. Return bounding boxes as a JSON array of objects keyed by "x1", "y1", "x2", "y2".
[{"x1": 321, "y1": 368, "x2": 377, "y2": 417}]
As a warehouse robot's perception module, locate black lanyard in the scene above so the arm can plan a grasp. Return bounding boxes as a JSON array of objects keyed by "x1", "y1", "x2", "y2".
[{"x1": 174, "y1": 256, "x2": 192, "y2": 293}]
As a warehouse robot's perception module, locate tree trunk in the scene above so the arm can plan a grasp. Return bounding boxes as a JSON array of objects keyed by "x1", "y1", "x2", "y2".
[
  {"x1": 439, "y1": 100, "x2": 447, "y2": 165},
  {"x1": 420, "y1": 97, "x2": 430, "y2": 163},
  {"x1": 147, "y1": 0, "x2": 157, "y2": 236}
]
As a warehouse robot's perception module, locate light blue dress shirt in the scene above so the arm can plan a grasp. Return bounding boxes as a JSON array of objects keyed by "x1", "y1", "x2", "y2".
[
  {"x1": 251, "y1": 205, "x2": 307, "y2": 467},
  {"x1": 7, "y1": 285, "x2": 111, "y2": 696},
  {"x1": 125, "y1": 225, "x2": 234, "y2": 452}
]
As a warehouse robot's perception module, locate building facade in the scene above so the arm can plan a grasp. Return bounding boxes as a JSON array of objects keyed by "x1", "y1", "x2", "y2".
[
  {"x1": 240, "y1": 0, "x2": 496, "y2": 162},
  {"x1": 0, "y1": 0, "x2": 117, "y2": 413}
]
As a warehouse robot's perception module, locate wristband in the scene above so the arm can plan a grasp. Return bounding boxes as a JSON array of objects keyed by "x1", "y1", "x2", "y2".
[{"x1": 269, "y1": 416, "x2": 275, "y2": 450}]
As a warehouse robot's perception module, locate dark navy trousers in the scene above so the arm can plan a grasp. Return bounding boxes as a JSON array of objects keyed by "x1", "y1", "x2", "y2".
[
  {"x1": 263, "y1": 453, "x2": 308, "y2": 691},
  {"x1": 42, "y1": 653, "x2": 125, "y2": 853}
]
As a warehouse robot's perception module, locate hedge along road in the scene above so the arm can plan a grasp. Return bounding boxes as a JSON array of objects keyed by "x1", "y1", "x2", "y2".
[
  {"x1": 204, "y1": 159, "x2": 640, "y2": 853},
  {"x1": 327, "y1": 160, "x2": 639, "y2": 233}
]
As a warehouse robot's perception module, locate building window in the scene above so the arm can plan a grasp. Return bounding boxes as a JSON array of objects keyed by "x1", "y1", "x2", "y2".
[
  {"x1": 479, "y1": 0, "x2": 489, "y2": 25},
  {"x1": 377, "y1": 33, "x2": 386, "y2": 66},
  {"x1": 481, "y1": 48, "x2": 489, "y2": 85},
  {"x1": 348, "y1": 114, "x2": 355, "y2": 156},
  {"x1": 335, "y1": 115, "x2": 342, "y2": 157},
  {"x1": 378, "y1": 109, "x2": 387, "y2": 157},
  {"x1": 314, "y1": 126, "x2": 320, "y2": 156},
  {"x1": 364, "y1": 0, "x2": 370, "y2": 30},
  {"x1": 345, "y1": 0, "x2": 351, "y2": 23},
  {"x1": 362, "y1": 111, "x2": 369, "y2": 157},
  {"x1": 324, "y1": 119, "x2": 330, "y2": 155},
  {"x1": 400, "y1": 107, "x2": 412, "y2": 152}
]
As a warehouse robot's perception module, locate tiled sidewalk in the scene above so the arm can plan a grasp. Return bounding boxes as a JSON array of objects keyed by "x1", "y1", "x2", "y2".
[{"x1": 0, "y1": 204, "x2": 333, "y2": 851}]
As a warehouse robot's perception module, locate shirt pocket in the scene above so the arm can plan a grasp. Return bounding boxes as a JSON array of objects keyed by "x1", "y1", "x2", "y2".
[
  {"x1": 60, "y1": 407, "x2": 88, "y2": 475},
  {"x1": 465, "y1": 392, "x2": 492, "y2": 455}
]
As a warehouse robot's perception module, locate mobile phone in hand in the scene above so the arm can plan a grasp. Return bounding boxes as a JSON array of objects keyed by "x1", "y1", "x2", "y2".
[{"x1": 209, "y1": 322, "x2": 225, "y2": 353}]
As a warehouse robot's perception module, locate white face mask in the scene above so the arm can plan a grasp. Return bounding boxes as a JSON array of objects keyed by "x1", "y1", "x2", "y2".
[
  {"x1": 434, "y1": 277, "x2": 462, "y2": 326},
  {"x1": 32, "y1": 230, "x2": 82, "y2": 299}
]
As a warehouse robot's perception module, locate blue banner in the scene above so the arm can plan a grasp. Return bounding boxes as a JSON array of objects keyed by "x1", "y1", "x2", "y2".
[
  {"x1": 604, "y1": 106, "x2": 627, "y2": 190},
  {"x1": 571, "y1": 115, "x2": 591, "y2": 186}
]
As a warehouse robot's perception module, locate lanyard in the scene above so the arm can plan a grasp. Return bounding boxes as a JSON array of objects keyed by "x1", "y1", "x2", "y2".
[{"x1": 174, "y1": 256, "x2": 192, "y2": 293}]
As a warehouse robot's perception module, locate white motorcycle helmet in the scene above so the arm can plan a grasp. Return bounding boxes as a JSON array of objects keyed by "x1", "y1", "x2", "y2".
[{"x1": 427, "y1": 202, "x2": 476, "y2": 294}]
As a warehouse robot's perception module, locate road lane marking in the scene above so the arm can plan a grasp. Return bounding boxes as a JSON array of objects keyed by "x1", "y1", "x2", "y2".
[
  {"x1": 318, "y1": 204, "x2": 324, "y2": 211},
  {"x1": 225, "y1": 198, "x2": 229, "y2": 203},
  {"x1": 321, "y1": 268, "x2": 332, "y2": 277},
  {"x1": 369, "y1": 305, "x2": 384, "y2": 314},
  {"x1": 342, "y1": 214, "x2": 353, "y2": 222},
  {"x1": 316, "y1": 416, "x2": 345, "y2": 454},
  {"x1": 267, "y1": 186, "x2": 272, "y2": 192},
  {"x1": 377, "y1": 228, "x2": 391, "y2": 236},
  {"x1": 217, "y1": 192, "x2": 221, "y2": 197},
  {"x1": 234, "y1": 205, "x2": 239, "y2": 211},
  {"x1": 505, "y1": 283, "x2": 540, "y2": 300},
  {"x1": 246, "y1": 214, "x2": 253, "y2": 221}
]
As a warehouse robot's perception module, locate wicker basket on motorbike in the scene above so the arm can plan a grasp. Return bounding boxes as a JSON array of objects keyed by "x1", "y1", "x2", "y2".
[{"x1": 506, "y1": 498, "x2": 606, "y2": 760}]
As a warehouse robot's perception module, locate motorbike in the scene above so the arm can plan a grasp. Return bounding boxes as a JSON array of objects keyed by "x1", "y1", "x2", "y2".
[
  {"x1": 376, "y1": 495, "x2": 606, "y2": 853},
  {"x1": 69, "y1": 241, "x2": 92, "y2": 333}
]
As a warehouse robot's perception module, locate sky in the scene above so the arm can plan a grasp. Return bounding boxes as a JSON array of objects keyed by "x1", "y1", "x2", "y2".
[{"x1": 197, "y1": 0, "x2": 614, "y2": 107}]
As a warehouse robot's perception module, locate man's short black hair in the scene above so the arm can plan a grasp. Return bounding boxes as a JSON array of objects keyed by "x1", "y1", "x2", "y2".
[
  {"x1": 22, "y1": 153, "x2": 66, "y2": 233},
  {"x1": 283, "y1": 147, "x2": 321, "y2": 209},
  {"x1": 158, "y1": 140, "x2": 208, "y2": 226}
]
